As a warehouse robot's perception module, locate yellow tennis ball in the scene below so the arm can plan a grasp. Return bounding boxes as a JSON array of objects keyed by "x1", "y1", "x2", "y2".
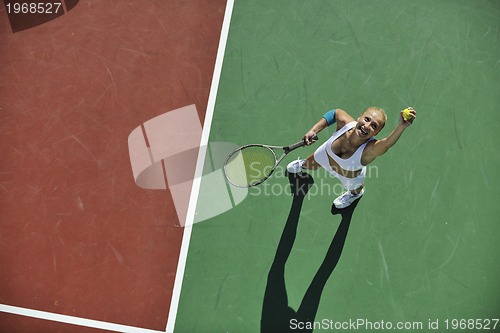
[{"x1": 402, "y1": 108, "x2": 412, "y2": 121}]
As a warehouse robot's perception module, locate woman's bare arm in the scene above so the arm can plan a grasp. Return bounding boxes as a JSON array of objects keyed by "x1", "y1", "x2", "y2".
[
  {"x1": 303, "y1": 108, "x2": 354, "y2": 145},
  {"x1": 363, "y1": 108, "x2": 416, "y2": 164}
]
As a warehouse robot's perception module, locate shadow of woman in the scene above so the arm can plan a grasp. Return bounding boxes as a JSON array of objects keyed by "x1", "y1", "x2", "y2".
[{"x1": 261, "y1": 173, "x2": 360, "y2": 333}]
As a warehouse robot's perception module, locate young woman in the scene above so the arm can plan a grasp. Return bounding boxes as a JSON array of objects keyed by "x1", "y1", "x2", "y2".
[{"x1": 287, "y1": 106, "x2": 416, "y2": 208}]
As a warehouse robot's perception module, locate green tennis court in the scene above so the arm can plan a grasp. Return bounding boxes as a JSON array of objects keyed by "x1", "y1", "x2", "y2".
[{"x1": 175, "y1": 0, "x2": 499, "y2": 331}]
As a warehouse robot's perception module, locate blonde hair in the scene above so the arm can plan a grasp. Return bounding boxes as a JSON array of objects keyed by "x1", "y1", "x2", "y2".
[{"x1": 364, "y1": 106, "x2": 386, "y2": 129}]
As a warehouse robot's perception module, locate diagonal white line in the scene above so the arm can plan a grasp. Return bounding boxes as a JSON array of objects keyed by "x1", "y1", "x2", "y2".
[
  {"x1": 164, "y1": 0, "x2": 235, "y2": 332},
  {"x1": 0, "y1": 304, "x2": 163, "y2": 333}
]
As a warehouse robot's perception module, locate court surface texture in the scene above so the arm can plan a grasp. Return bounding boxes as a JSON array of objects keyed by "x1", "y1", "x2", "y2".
[{"x1": 1, "y1": 1, "x2": 499, "y2": 332}]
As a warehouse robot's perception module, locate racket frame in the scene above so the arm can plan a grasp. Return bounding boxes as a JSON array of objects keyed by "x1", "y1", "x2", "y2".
[{"x1": 223, "y1": 136, "x2": 317, "y2": 188}]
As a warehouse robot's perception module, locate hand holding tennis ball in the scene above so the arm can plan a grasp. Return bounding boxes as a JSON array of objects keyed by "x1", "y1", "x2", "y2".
[
  {"x1": 401, "y1": 107, "x2": 416, "y2": 125},
  {"x1": 402, "y1": 108, "x2": 412, "y2": 120}
]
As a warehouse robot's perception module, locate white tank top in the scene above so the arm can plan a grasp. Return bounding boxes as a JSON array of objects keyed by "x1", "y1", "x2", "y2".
[{"x1": 325, "y1": 121, "x2": 374, "y2": 171}]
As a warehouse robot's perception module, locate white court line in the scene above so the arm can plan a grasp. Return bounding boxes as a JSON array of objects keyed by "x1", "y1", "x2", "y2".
[
  {"x1": 0, "y1": 304, "x2": 163, "y2": 333},
  {"x1": 0, "y1": 0, "x2": 235, "y2": 332},
  {"x1": 164, "y1": 0, "x2": 235, "y2": 332}
]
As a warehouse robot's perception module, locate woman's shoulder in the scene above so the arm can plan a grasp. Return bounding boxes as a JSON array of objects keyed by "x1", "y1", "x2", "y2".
[{"x1": 335, "y1": 109, "x2": 356, "y2": 130}]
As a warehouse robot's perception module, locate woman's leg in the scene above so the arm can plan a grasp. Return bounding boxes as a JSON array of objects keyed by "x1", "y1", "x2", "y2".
[
  {"x1": 351, "y1": 183, "x2": 364, "y2": 195},
  {"x1": 333, "y1": 172, "x2": 365, "y2": 208},
  {"x1": 287, "y1": 153, "x2": 322, "y2": 174},
  {"x1": 303, "y1": 153, "x2": 322, "y2": 170}
]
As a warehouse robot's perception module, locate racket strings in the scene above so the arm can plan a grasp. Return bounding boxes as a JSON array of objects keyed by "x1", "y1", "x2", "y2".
[{"x1": 224, "y1": 146, "x2": 277, "y2": 187}]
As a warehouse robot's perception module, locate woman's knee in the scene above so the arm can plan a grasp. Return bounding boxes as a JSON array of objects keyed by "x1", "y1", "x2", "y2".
[{"x1": 304, "y1": 154, "x2": 321, "y2": 170}]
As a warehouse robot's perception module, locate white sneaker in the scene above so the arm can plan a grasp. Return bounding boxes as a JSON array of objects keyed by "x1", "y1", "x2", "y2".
[
  {"x1": 333, "y1": 189, "x2": 364, "y2": 208},
  {"x1": 286, "y1": 159, "x2": 305, "y2": 174}
]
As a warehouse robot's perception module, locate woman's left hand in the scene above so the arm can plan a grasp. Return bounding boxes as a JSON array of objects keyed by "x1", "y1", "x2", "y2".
[{"x1": 400, "y1": 107, "x2": 416, "y2": 127}]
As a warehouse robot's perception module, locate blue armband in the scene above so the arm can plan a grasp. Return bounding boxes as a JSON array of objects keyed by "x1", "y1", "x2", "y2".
[{"x1": 323, "y1": 109, "x2": 336, "y2": 126}]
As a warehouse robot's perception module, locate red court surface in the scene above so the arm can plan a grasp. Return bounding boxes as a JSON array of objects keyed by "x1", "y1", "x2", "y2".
[{"x1": 0, "y1": 1, "x2": 226, "y2": 332}]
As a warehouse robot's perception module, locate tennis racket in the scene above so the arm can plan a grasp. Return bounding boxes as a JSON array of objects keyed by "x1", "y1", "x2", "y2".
[{"x1": 223, "y1": 136, "x2": 318, "y2": 188}]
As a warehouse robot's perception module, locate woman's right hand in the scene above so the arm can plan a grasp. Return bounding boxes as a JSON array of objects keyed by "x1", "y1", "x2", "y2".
[{"x1": 303, "y1": 130, "x2": 318, "y2": 145}]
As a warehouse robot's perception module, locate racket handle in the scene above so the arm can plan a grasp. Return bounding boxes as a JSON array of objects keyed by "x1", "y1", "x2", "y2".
[{"x1": 284, "y1": 135, "x2": 318, "y2": 153}]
